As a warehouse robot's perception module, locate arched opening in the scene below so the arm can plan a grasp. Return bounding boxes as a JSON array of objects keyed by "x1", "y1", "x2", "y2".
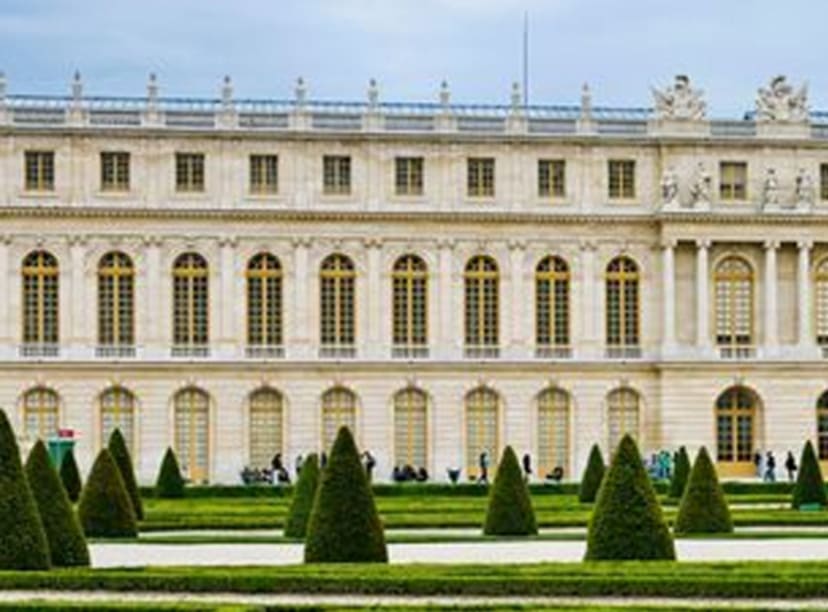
[
  {"x1": 465, "y1": 387, "x2": 500, "y2": 478},
  {"x1": 537, "y1": 387, "x2": 570, "y2": 479},
  {"x1": 173, "y1": 387, "x2": 210, "y2": 483},
  {"x1": 715, "y1": 386, "x2": 761, "y2": 477}
]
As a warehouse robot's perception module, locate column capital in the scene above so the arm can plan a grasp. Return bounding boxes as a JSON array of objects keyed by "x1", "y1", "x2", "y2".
[
  {"x1": 217, "y1": 235, "x2": 238, "y2": 249},
  {"x1": 797, "y1": 239, "x2": 814, "y2": 251},
  {"x1": 763, "y1": 239, "x2": 780, "y2": 250},
  {"x1": 362, "y1": 237, "x2": 383, "y2": 250},
  {"x1": 142, "y1": 235, "x2": 163, "y2": 248},
  {"x1": 507, "y1": 238, "x2": 527, "y2": 252},
  {"x1": 695, "y1": 238, "x2": 711, "y2": 249},
  {"x1": 661, "y1": 238, "x2": 678, "y2": 250},
  {"x1": 66, "y1": 234, "x2": 88, "y2": 248},
  {"x1": 579, "y1": 238, "x2": 597, "y2": 252},
  {"x1": 436, "y1": 237, "x2": 456, "y2": 251},
  {"x1": 290, "y1": 236, "x2": 313, "y2": 249}
]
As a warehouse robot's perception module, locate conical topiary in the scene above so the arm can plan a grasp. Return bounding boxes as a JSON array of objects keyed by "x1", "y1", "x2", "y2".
[
  {"x1": 156, "y1": 447, "x2": 185, "y2": 499},
  {"x1": 24, "y1": 440, "x2": 90, "y2": 566},
  {"x1": 792, "y1": 440, "x2": 827, "y2": 509},
  {"x1": 673, "y1": 446, "x2": 733, "y2": 535},
  {"x1": 578, "y1": 444, "x2": 606, "y2": 503},
  {"x1": 59, "y1": 448, "x2": 82, "y2": 503},
  {"x1": 284, "y1": 453, "x2": 320, "y2": 538},
  {"x1": 304, "y1": 427, "x2": 387, "y2": 563},
  {"x1": 0, "y1": 410, "x2": 50, "y2": 569},
  {"x1": 585, "y1": 434, "x2": 675, "y2": 560},
  {"x1": 669, "y1": 446, "x2": 691, "y2": 499},
  {"x1": 108, "y1": 429, "x2": 143, "y2": 520},
  {"x1": 483, "y1": 446, "x2": 537, "y2": 536},
  {"x1": 78, "y1": 448, "x2": 138, "y2": 538}
]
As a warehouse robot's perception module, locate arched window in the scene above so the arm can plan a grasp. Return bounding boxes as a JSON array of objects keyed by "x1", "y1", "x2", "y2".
[
  {"x1": 22, "y1": 387, "x2": 59, "y2": 441},
  {"x1": 246, "y1": 254, "x2": 283, "y2": 354},
  {"x1": 100, "y1": 387, "x2": 136, "y2": 457},
  {"x1": 321, "y1": 387, "x2": 357, "y2": 450},
  {"x1": 248, "y1": 388, "x2": 284, "y2": 469},
  {"x1": 98, "y1": 252, "x2": 134, "y2": 349},
  {"x1": 714, "y1": 256, "x2": 754, "y2": 348},
  {"x1": 818, "y1": 391, "x2": 828, "y2": 461},
  {"x1": 535, "y1": 256, "x2": 570, "y2": 355},
  {"x1": 173, "y1": 387, "x2": 210, "y2": 482},
  {"x1": 392, "y1": 255, "x2": 428, "y2": 357},
  {"x1": 393, "y1": 387, "x2": 427, "y2": 469},
  {"x1": 464, "y1": 256, "x2": 499, "y2": 358},
  {"x1": 605, "y1": 256, "x2": 639, "y2": 351},
  {"x1": 607, "y1": 387, "x2": 640, "y2": 452},
  {"x1": 22, "y1": 251, "x2": 59, "y2": 351},
  {"x1": 715, "y1": 386, "x2": 758, "y2": 467},
  {"x1": 320, "y1": 255, "x2": 356, "y2": 357},
  {"x1": 537, "y1": 388, "x2": 570, "y2": 478},
  {"x1": 465, "y1": 387, "x2": 499, "y2": 478},
  {"x1": 172, "y1": 253, "x2": 209, "y2": 353},
  {"x1": 815, "y1": 258, "x2": 828, "y2": 346}
]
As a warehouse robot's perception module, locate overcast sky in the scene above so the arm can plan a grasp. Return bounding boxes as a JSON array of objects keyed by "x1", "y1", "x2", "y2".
[{"x1": 0, "y1": 0, "x2": 823, "y2": 116}]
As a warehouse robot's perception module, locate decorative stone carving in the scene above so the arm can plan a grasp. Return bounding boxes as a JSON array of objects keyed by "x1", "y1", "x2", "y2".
[
  {"x1": 756, "y1": 76, "x2": 809, "y2": 123},
  {"x1": 794, "y1": 168, "x2": 815, "y2": 209},
  {"x1": 660, "y1": 167, "x2": 679, "y2": 207},
  {"x1": 689, "y1": 162, "x2": 712, "y2": 208},
  {"x1": 652, "y1": 75, "x2": 706, "y2": 120},
  {"x1": 762, "y1": 168, "x2": 780, "y2": 208}
]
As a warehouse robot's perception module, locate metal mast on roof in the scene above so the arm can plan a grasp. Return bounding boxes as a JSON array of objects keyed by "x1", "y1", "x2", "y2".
[{"x1": 523, "y1": 11, "x2": 529, "y2": 107}]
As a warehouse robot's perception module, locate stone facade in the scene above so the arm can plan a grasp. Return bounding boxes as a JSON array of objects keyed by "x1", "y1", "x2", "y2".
[{"x1": 1, "y1": 73, "x2": 828, "y2": 484}]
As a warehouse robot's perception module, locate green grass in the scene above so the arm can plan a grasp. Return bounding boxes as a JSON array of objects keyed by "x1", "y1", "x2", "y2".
[{"x1": 7, "y1": 562, "x2": 828, "y2": 598}]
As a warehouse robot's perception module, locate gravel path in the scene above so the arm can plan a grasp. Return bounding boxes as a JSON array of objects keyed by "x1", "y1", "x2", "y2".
[
  {"x1": 92, "y1": 538, "x2": 828, "y2": 568},
  {"x1": 2, "y1": 591, "x2": 828, "y2": 610}
]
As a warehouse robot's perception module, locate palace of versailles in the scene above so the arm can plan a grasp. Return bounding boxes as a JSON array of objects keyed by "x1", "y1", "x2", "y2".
[{"x1": 3, "y1": 70, "x2": 828, "y2": 484}]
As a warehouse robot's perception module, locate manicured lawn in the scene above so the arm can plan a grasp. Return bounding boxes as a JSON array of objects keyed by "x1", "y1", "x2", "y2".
[
  {"x1": 139, "y1": 491, "x2": 816, "y2": 531},
  {"x1": 5, "y1": 562, "x2": 828, "y2": 598}
]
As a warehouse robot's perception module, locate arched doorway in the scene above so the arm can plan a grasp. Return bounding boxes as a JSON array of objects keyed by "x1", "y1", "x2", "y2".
[{"x1": 715, "y1": 386, "x2": 760, "y2": 477}]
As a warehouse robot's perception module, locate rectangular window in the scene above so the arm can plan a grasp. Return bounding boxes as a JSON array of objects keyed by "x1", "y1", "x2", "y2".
[
  {"x1": 608, "y1": 160, "x2": 635, "y2": 199},
  {"x1": 720, "y1": 161, "x2": 748, "y2": 201},
  {"x1": 175, "y1": 153, "x2": 205, "y2": 193},
  {"x1": 100, "y1": 152, "x2": 130, "y2": 192},
  {"x1": 394, "y1": 157, "x2": 424, "y2": 196},
  {"x1": 323, "y1": 155, "x2": 351, "y2": 195},
  {"x1": 538, "y1": 159, "x2": 566, "y2": 198},
  {"x1": 249, "y1": 154, "x2": 279, "y2": 195},
  {"x1": 467, "y1": 157, "x2": 495, "y2": 198},
  {"x1": 821, "y1": 164, "x2": 828, "y2": 201},
  {"x1": 24, "y1": 151, "x2": 55, "y2": 192}
]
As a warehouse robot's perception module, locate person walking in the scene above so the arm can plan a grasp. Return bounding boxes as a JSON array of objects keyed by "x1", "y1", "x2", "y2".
[
  {"x1": 785, "y1": 451, "x2": 797, "y2": 482},
  {"x1": 478, "y1": 451, "x2": 489, "y2": 485},
  {"x1": 764, "y1": 451, "x2": 776, "y2": 483},
  {"x1": 522, "y1": 453, "x2": 532, "y2": 481},
  {"x1": 362, "y1": 450, "x2": 376, "y2": 482},
  {"x1": 294, "y1": 453, "x2": 304, "y2": 478},
  {"x1": 753, "y1": 451, "x2": 763, "y2": 479}
]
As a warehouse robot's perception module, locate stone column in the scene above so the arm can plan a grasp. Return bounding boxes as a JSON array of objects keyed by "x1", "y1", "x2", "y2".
[
  {"x1": 764, "y1": 240, "x2": 779, "y2": 353},
  {"x1": 291, "y1": 237, "x2": 312, "y2": 359},
  {"x1": 696, "y1": 239, "x2": 711, "y2": 350},
  {"x1": 143, "y1": 237, "x2": 162, "y2": 357},
  {"x1": 364, "y1": 238, "x2": 382, "y2": 359},
  {"x1": 798, "y1": 240, "x2": 813, "y2": 348},
  {"x1": 218, "y1": 236, "x2": 237, "y2": 357},
  {"x1": 507, "y1": 239, "x2": 526, "y2": 357},
  {"x1": 69, "y1": 236, "x2": 86, "y2": 354},
  {"x1": 579, "y1": 239, "x2": 597, "y2": 358},
  {"x1": 437, "y1": 238, "x2": 456, "y2": 360},
  {"x1": 0, "y1": 236, "x2": 9, "y2": 348},
  {"x1": 662, "y1": 239, "x2": 676, "y2": 352}
]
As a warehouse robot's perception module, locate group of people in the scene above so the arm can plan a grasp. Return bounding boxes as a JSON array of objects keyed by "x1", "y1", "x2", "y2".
[
  {"x1": 645, "y1": 451, "x2": 674, "y2": 481},
  {"x1": 754, "y1": 450, "x2": 799, "y2": 482},
  {"x1": 469, "y1": 451, "x2": 564, "y2": 485},
  {"x1": 392, "y1": 464, "x2": 429, "y2": 482}
]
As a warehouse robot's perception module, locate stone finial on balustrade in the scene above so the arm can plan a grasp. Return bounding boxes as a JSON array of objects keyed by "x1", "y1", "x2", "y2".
[
  {"x1": 367, "y1": 78, "x2": 379, "y2": 109},
  {"x1": 147, "y1": 73, "x2": 159, "y2": 107},
  {"x1": 295, "y1": 76, "x2": 307, "y2": 108},
  {"x1": 436, "y1": 80, "x2": 455, "y2": 132},
  {"x1": 0, "y1": 71, "x2": 6, "y2": 103},
  {"x1": 510, "y1": 81, "x2": 522, "y2": 112},
  {"x1": 71, "y1": 70, "x2": 83, "y2": 104},
  {"x1": 439, "y1": 80, "x2": 451, "y2": 110},
  {"x1": 578, "y1": 82, "x2": 596, "y2": 134},
  {"x1": 506, "y1": 81, "x2": 527, "y2": 134},
  {"x1": 221, "y1": 75, "x2": 234, "y2": 108}
]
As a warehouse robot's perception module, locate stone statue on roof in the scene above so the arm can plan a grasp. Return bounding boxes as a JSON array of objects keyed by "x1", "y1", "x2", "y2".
[
  {"x1": 756, "y1": 76, "x2": 809, "y2": 123},
  {"x1": 652, "y1": 75, "x2": 706, "y2": 120}
]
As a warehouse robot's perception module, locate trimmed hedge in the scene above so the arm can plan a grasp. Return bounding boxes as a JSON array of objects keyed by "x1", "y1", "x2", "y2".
[
  {"x1": 304, "y1": 427, "x2": 387, "y2": 563},
  {"x1": 109, "y1": 429, "x2": 143, "y2": 520},
  {"x1": 793, "y1": 440, "x2": 826, "y2": 509},
  {"x1": 483, "y1": 446, "x2": 537, "y2": 536},
  {"x1": 669, "y1": 446, "x2": 691, "y2": 499},
  {"x1": 78, "y1": 449, "x2": 138, "y2": 538},
  {"x1": 24, "y1": 440, "x2": 90, "y2": 567},
  {"x1": 674, "y1": 446, "x2": 733, "y2": 534},
  {"x1": 156, "y1": 448, "x2": 185, "y2": 499},
  {"x1": 283, "y1": 453, "x2": 320, "y2": 538},
  {"x1": 585, "y1": 434, "x2": 675, "y2": 561},
  {"x1": 59, "y1": 448, "x2": 82, "y2": 504},
  {"x1": 0, "y1": 410, "x2": 51, "y2": 570},
  {"x1": 578, "y1": 444, "x2": 605, "y2": 503}
]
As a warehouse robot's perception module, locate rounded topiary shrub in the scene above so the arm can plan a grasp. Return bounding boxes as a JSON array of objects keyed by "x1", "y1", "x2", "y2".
[
  {"x1": 673, "y1": 446, "x2": 732, "y2": 535},
  {"x1": 792, "y1": 440, "x2": 826, "y2": 509},
  {"x1": 78, "y1": 448, "x2": 138, "y2": 538},
  {"x1": 108, "y1": 428, "x2": 143, "y2": 520},
  {"x1": 578, "y1": 444, "x2": 605, "y2": 503},
  {"x1": 483, "y1": 446, "x2": 537, "y2": 536},
  {"x1": 0, "y1": 409, "x2": 50, "y2": 570},
  {"x1": 669, "y1": 446, "x2": 691, "y2": 499},
  {"x1": 25, "y1": 440, "x2": 90, "y2": 567},
  {"x1": 59, "y1": 448, "x2": 82, "y2": 503},
  {"x1": 156, "y1": 447, "x2": 185, "y2": 499},
  {"x1": 584, "y1": 434, "x2": 675, "y2": 561},
  {"x1": 304, "y1": 427, "x2": 387, "y2": 563},
  {"x1": 284, "y1": 453, "x2": 320, "y2": 539}
]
